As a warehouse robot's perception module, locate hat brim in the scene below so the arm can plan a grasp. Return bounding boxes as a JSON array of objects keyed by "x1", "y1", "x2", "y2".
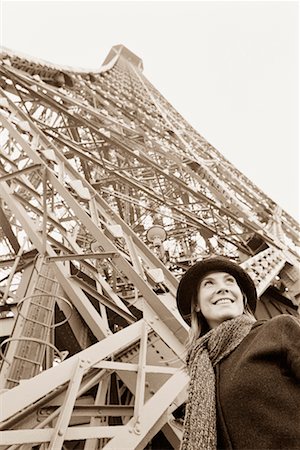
[{"x1": 176, "y1": 256, "x2": 257, "y2": 324}]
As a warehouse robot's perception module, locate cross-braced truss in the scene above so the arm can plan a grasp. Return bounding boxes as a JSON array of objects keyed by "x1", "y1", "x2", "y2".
[{"x1": 0, "y1": 44, "x2": 299, "y2": 449}]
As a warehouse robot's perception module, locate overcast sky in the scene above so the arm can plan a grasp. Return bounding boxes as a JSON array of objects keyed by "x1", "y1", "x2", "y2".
[{"x1": 1, "y1": 1, "x2": 299, "y2": 221}]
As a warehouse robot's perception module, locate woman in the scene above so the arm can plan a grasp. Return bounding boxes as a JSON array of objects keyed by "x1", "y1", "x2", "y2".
[{"x1": 176, "y1": 256, "x2": 300, "y2": 450}]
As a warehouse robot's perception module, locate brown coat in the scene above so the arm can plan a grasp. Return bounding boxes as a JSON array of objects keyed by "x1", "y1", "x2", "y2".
[{"x1": 216, "y1": 314, "x2": 300, "y2": 449}]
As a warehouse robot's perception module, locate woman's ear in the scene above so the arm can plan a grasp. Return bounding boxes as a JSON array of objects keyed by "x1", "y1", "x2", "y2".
[{"x1": 195, "y1": 306, "x2": 200, "y2": 313}]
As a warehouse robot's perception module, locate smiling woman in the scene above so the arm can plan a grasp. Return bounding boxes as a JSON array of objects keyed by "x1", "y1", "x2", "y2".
[
  {"x1": 176, "y1": 256, "x2": 257, "y2": 342},
  {"x1": 197, "y1": 272, "x2": 245, "y2": 329},
  {"x1": 176, "y1": 256, "x2": 300, "y2": 450}
]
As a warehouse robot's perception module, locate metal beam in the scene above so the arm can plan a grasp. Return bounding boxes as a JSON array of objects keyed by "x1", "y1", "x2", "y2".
[{"x1": 0, "y1": 320, "x2": 143, "y2": 423}]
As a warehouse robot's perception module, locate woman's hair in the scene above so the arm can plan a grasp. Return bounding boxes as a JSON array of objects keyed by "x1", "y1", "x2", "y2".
[
  {"x1": 185, "y1": 286, "x2": 256, "y2": 353},
  {"x1": 185, "y1": 286, "x2": 207, "y2": 353}
]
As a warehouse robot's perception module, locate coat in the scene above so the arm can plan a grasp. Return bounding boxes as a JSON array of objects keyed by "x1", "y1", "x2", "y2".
[{"x1": 215, "y1": 314, "x2": 300, "y2": 450}]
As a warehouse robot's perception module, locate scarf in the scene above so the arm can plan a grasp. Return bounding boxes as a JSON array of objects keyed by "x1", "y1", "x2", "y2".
[{"x1": 181, "y1": 314, "x2": 256, "y2": 450}]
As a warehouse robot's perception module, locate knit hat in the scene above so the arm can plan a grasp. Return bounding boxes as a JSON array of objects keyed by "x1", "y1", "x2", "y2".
[{"x1": 176, "y1": 256, "x2": 257, "y2": 324}]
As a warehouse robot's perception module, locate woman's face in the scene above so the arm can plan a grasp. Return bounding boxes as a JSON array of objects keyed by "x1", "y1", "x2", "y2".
[{"x1": 197, "y1": 271, "x2": 244, "y2": 329}]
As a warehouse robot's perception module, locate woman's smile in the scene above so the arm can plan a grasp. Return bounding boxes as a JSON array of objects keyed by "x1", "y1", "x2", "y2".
[{"x1": 213, "y1": 298, "x2": 234, "y2": 305}]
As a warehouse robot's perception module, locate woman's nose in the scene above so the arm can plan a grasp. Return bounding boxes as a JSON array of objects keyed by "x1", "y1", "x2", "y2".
[{"x1": 216, "y1": 285, "x2": 229, "y2": 293}]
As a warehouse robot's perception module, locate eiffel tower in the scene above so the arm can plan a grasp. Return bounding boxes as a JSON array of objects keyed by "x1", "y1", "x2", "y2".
[{"x1": 0, "y1": 44, "x2": 299, "y2": 449}]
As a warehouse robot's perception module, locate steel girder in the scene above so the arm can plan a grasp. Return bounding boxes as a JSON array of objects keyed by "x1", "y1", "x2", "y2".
[{"x1": 0, "y1": 45, "x2": 299, "y2": 449}]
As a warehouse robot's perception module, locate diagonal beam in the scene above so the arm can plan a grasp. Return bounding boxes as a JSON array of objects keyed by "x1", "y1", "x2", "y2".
[
  {"x1": 0, "y1": 320, "x2": 143, "y2": 423},
  {"x1": 103, "y1": 368, "x2": 188, "y2": 449},
  {"x1": 49, "y1": 357, "x2": 86, "y2": 449},
  {"x1": 0, "y1": 205, "x2": 20, "y2": 254}
]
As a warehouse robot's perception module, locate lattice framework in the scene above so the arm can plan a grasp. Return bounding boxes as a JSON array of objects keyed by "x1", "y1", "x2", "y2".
[{"x1": 0, "y1": 45, "x2": 299, "y2": 449}]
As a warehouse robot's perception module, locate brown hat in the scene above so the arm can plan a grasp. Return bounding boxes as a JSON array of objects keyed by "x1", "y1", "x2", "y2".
[{"x1": 176, "y1": 256, "x2": 257, "y2": 324}]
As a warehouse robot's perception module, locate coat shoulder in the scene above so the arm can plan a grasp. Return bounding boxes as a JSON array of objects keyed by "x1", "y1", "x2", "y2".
[{"x1": 252, "y1": 314, "x2": 300, "y2": 333}]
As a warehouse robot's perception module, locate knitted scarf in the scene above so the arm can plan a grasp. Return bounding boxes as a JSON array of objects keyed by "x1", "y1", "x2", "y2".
[{"x1": 181, "y1": 314, "x2": 256, "y2": 450}]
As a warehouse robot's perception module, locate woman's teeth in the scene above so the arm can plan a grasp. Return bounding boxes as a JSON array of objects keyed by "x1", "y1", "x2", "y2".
[{"x1": 215, "y1": 299, "x2": 233, "y2": 305}]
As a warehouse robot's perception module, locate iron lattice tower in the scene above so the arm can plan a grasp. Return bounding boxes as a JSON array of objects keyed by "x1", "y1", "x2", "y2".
[{"x1": 0, "y1": 45, "x2": 299, "y2": 449}]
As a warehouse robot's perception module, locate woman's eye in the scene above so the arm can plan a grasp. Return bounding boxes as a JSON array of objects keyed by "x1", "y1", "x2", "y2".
[
  {"x1": 203, "y1": 280, "x2": 213, "y2": 286},
  {"x1": 226, "y1": 277, "x2": 235, "y2": 283}
]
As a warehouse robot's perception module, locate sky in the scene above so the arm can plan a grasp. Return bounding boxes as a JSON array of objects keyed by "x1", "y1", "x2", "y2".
[{"x1": 1, "y1": 0, "x2": 299, "y2": 221}]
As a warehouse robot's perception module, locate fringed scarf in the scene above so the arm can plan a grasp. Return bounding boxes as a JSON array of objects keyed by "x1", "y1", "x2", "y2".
[{"x1": 181, "y1": 315, "x2": 256, "y2": 450}]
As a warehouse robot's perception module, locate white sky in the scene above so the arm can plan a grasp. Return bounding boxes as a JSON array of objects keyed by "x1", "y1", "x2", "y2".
[{"x1": 1, "y1": 0, "x2": 299, "y2": 221}]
